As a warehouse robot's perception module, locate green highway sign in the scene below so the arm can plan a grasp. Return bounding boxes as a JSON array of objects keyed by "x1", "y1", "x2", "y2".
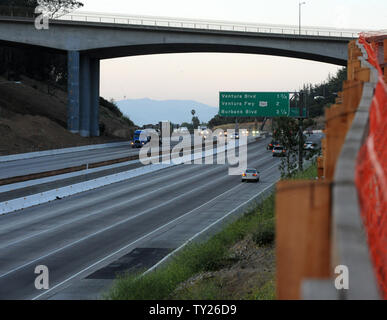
[{"x1": 219, "y1": 92, "x2": 290, "y2": 117}]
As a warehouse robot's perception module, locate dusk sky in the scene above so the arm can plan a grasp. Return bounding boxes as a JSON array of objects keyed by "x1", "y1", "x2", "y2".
[{"x1": 75, "y1": 0, "x2": 387, "y2": 107}]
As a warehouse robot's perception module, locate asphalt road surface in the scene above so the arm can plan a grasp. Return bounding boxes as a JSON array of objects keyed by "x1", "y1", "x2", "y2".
[
  {"x1": 0, "y1": 138, "x2": 281, "y2": 300},
  {"x1": 0, "y1": 136, "x2": 219, "y2": 180},
  {"x1": 0, "y1": 144, "x2": 140, "y2": 180}
]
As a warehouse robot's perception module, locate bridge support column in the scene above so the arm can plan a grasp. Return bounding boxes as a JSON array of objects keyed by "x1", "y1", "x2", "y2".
[
  {"x1": 79, "y1": 55, "x2": 91, "y2": 137},
  {"x1": 90, "y1": 58, "x2": 100, "y2": 137},
  {"x1": 67, "y1": 51, "x2": 80, "y2": 133},
  {"x1": 67, "y1": 52, "x2": 100, "y2": 137}
]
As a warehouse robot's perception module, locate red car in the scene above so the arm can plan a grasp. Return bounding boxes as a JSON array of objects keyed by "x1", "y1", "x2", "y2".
[{"x1": 267, "y1": 140, "x2": 280, "y2": 150}]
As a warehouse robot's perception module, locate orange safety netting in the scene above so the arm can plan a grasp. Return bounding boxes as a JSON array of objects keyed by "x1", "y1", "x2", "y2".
[{"x1": 355, "y1": 34, "x2": 387, "y2": 299}]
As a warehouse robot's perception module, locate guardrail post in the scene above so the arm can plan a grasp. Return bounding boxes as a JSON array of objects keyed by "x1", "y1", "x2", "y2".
[{"x1": 317, "y1": 156, "x2": 324, "y2": 179}]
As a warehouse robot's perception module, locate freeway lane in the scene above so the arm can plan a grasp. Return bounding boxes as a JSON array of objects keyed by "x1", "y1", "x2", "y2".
[
  {"x1": 0, "y1": 139, "x2": 281, "y2": 299},
  {"x1": 0, "y1": 144, "x2": 140, "y2": 180},
  {"x1": 0, "y1": 136, "x2": 222, "y2": 180}
]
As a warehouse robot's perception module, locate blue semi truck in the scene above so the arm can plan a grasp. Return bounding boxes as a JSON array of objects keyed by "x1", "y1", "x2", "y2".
[{"x1": 131, "y1": 129, "x2": 160, "y2": 148}]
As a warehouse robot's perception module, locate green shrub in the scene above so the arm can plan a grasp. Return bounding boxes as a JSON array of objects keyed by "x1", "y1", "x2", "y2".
[{"x1": 253, "y1": 218, "x2": 275, "y2": 246}]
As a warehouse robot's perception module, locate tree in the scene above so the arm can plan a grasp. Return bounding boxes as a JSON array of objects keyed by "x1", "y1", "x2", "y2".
[
  {"x1": 37, "y1": 0, "x2": 83, "y2": 18},
  {"x1": 191, "y1": 109, "x2": 196, "y2": 116},
  {"x1": 272, "y1": 117, "x2": 300, "y2": 178},
  {"x1": 192, "y1": 116, "x2": 200, "y2": 129}
]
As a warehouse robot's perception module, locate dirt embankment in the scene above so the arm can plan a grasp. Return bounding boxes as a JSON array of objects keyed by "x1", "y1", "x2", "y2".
[
  {"x1": 0, "y1": 76, "x2": 136, "y2": 155},
  {"x1": 170, "y1": 236, "x2": 275, "y2": 300}
]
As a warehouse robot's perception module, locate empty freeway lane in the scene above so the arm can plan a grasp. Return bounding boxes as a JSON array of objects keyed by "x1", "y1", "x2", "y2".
[{"x1": 0, "y1": 139, "x2": 281, "y2": 300}]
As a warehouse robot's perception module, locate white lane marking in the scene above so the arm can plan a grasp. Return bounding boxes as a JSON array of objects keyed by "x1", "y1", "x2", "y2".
[
  {"x1": 0, "y1": 153, "x2": 274, "y2": 250},
  {"x1": 143, "y1": 182, "x2": 276, "y2": 276}
]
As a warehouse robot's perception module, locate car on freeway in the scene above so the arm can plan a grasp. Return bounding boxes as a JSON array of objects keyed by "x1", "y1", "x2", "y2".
[
  {"x1": 304, "y1": 141, "x2": 314, "y2": 150},
  {"x1": 272, "y1": 146, "x2": 287, "y2": 157},
  {"x1": 131, "y1": 129, "x2": 151, "y2": 148},
  {"x1": 131, "y1": 128, "x2": 161, "y2": 148},
  {"x1": 304, "y1": 141, "x2": 320, "y2": 151},
  {"x1": 267, "y1": 140, "x2": 280, "y2": 150},
  {"x1": 241, "y1": 168, "x2": 260, "y2": 182},
  {"x1": 229, "y1": 132, "x2": 240, "y2": 139}
]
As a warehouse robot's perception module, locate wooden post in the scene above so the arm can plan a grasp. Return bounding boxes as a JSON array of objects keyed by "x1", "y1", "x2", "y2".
[
  {"x1": 354, "y1": 66, "x2": 371, "y2": 82},
  {"x1": 324, "y1": 104, "x2": 348, "y2": 180},
  {"x1": 276, "y1": 180, "x2": 332, "y2": 299},
  {"x1": 342, "y1": 80, "x2": 364, "y2": 128},
  {"x1": 317, "y1": 156, "x2": 324, "y2": 179}
]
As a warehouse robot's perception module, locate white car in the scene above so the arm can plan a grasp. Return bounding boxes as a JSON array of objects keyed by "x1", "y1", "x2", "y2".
[
  {"x1": 241, "y1": 168, "x2": 260, "y2": 182},
  {"x1": 272, "y1": 146, "x2": 286, "y2": 157},
  {"x1": 304, "y1": 141, "x2": 319, "y2": 151}
]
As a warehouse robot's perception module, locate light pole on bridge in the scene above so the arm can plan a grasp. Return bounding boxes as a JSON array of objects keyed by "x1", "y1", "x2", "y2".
[{"x1": 299, "y1": 1, "x2": 306, "y2": 35}]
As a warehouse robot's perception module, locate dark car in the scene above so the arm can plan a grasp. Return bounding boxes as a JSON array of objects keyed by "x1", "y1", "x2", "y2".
[{"x1": 267, "y1": 140, "x2": 280, "y2": 150}]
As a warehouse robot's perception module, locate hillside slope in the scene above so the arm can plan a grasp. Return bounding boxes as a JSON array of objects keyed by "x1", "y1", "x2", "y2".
[{"x1": 0, "y1": 76, "x2": 136, "y2": 155}]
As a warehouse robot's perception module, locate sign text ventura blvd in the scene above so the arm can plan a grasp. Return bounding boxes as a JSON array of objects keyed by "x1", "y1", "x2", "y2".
[{"x1": 219, "y1": 92, "x2": 290, "y2": 117}]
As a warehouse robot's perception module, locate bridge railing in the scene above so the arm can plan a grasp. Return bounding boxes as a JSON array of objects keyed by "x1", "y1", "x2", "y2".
[{"x1": 56, "y1": 11, "x2": 362, "y2": 38}]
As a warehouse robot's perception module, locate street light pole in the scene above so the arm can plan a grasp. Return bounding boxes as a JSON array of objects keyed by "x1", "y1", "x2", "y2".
[{"x1": 299, "y1": 2, "x2": 306, "y2": 35}]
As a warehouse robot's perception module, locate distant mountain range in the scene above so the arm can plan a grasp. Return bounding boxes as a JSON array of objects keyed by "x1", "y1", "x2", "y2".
[{"x1": 116, "y1": 98, "x2": 218, "y2": 126}]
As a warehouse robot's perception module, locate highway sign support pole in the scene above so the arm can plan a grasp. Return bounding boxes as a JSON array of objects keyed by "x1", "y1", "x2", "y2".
[
  {"x1": 298, "y1": 92, "x2": 304, "y2": 171},
  {"x1": 260, "y1": 117, "x2": 267, "y2": 131},
  {"x1": 298, "y1": 117, "x2": 304, "y2": 172}
]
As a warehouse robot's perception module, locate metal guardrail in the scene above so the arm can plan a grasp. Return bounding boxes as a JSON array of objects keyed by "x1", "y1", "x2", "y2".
[{"x1": 56, "y1": 11, "x2": 362, "y2": 38}]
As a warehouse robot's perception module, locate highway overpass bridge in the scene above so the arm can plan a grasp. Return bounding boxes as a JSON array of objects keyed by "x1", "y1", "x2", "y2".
[{"x1": 0, "y1": 13, "x2": 358, "y2": 136}]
